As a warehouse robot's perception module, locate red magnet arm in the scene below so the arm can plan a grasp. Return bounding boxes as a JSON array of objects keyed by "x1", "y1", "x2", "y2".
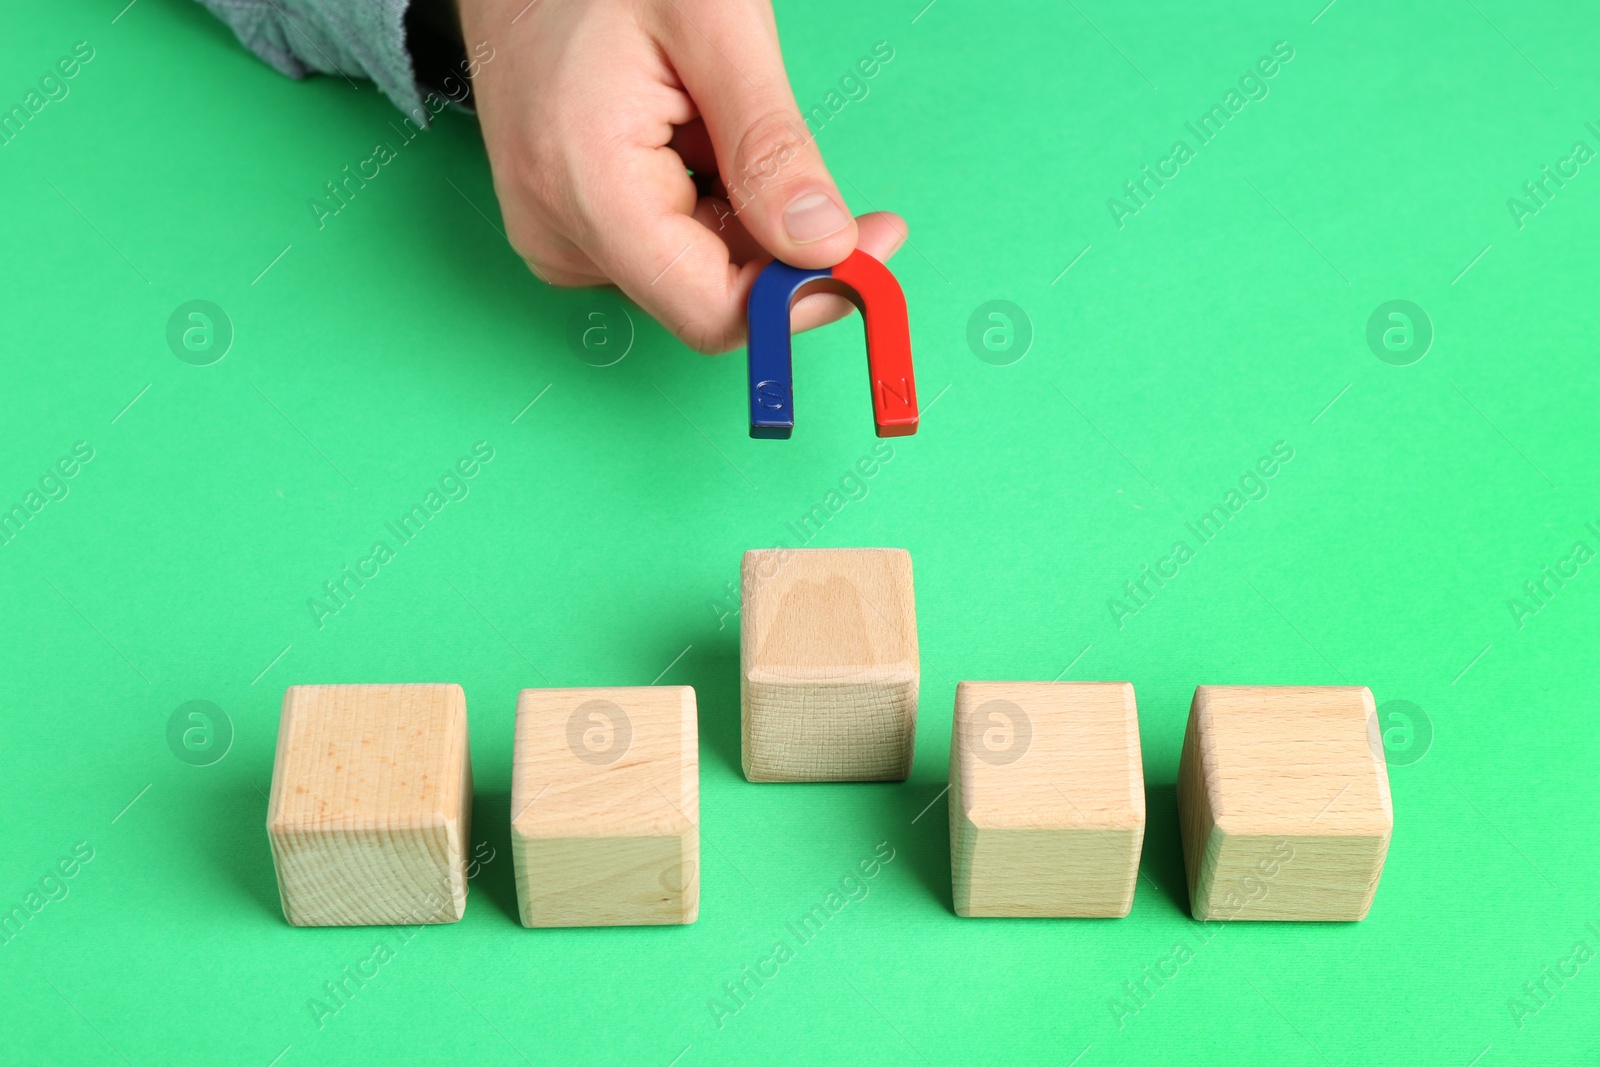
[{"x1": 830, "y1": 250, "x2": 919, "y2": 437}]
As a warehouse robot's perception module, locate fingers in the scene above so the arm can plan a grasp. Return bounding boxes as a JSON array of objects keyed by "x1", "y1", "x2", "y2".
[
  {"x1": 580, "y1": 149, "x2": 908, "y2": 355},
  {"x1": 655, "y1": 2, "x2": 857, "y2": 270},
  {"x1": 579, "y1": 145, "x2": 752, "y2": 354},
  {"x1": 528, "y1": 122, "x2": 907, "y2": 356}
]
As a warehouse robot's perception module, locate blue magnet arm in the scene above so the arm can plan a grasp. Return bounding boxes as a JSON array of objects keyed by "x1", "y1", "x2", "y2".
[{"x1": 747, "y1": 259, "x2": 832, "y2": 439}]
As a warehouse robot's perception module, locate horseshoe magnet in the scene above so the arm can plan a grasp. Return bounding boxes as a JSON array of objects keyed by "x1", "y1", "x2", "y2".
[{"x1": 746, "y1": 249, "x2": 918, "y2": 439}]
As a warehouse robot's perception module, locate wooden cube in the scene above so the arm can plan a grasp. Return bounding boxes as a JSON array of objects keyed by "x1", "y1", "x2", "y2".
[
  {"x1": 512, "y1": 686, "x2": 699, "y2": 927},
  {"x1": 1178, "y1": 685, "x2": 1393, "y2": 922},
  {"x1": 740, "y1": 548, "x2": 918, "y2": 782},
  {"x1": 948, "y1": 682, "x2": 1145, "y2": 917},
  {"x1": 267, "y1": 684, "x2": 471, "y2": 927}
]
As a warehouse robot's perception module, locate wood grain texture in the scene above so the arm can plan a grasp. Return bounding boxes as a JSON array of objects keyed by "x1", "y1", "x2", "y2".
[
  {"x1": 741, "y1": 548, "x2": 918, "y2": 782},
  {"x1": 949, "y1": 681, "x2": 1144, "y2": 917},
  {"x1": 511, "y1": 686, "x2": 699, "y2": 927},
  {"x1": 1177, "y1": 685, "x2": 1393, "y2": 922},
  {"x1": 266, "y1": 684, "x2": 471, "y2": 927}
]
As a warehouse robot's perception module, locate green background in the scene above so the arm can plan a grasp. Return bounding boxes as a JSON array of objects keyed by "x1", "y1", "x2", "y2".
[{"x1": 2, "y1": 0, "x2": 1597, "y2": 1063}]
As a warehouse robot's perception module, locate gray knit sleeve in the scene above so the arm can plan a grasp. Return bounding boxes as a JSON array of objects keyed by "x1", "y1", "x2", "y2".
[{"x1": 194, "y1": 0, "x2": 434, "y2": 123}]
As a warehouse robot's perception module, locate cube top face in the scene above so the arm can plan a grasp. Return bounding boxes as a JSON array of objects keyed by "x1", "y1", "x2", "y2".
[
  {"x1": 741, "y1": 548, "x2": 917, "y2": 683},
  {"x1": 512, "y1": 686, "x2": 698, "y2": 840},
  {"x1": 1193, "y1": 685, "x2": 1392, "y2": 837},
  {"x1": 268, "y1": 684, "x2": 468, "y2": 832},
  {"x1": 953, "y1": 682, "x2": 1144, "y2": 831}
]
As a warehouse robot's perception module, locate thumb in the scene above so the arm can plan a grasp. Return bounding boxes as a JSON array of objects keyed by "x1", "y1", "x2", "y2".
[{"x1": 660, "y1": 4, "x2": 858, "y2": 269}]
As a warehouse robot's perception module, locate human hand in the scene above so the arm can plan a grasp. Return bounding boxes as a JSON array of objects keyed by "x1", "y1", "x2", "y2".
[{"x1": 454, "y1": 0, "x2": 908, "y2": 354}]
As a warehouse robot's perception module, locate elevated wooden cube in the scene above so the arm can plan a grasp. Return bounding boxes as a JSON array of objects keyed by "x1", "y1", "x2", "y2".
[
  {"x1": 267, "y1": 684, "x2": 471, "y2": 926},
  {"x1": 949, "y1": 681, "x2": 1145, "y2": 917},
  {"x1": 512, "y1": 686, "x2": 699, "y2": 927},
  {"x1": 1178, "y1": 685, "x2": 1393, "y2": 922},
  {"x1": 740, "y1": 548, "x2": 918, "y2": 782}
]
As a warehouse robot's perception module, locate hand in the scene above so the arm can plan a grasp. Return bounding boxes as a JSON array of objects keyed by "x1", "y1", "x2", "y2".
[{"x1": 455, "y1": 0, "x2": 908, "y2": 354}]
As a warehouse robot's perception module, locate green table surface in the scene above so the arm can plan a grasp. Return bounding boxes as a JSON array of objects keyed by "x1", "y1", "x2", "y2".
[{"x1": 3, "y1": 0, "x2": 1598, "y2": 1064}]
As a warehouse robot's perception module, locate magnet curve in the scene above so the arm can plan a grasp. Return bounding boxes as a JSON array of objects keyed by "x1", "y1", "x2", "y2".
[{"x1": 746, "y1": 249, "x2": 919, "y2": 439}]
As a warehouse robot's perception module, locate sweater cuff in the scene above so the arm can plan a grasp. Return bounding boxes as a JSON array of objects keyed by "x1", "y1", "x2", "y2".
[{"x1": 195, "y1": 0, "x2": 457, "y2": 125}]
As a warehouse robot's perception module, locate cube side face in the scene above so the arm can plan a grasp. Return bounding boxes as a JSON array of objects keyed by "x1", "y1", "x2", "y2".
[
  {"x1": 458, "y1": 737, "x2": 475, "y2": 886},
  {"x1": 951, "y1": 681, "x2": 1144, "y2": 918},
  {"x1": 948, "y1": 734, "x2": 977, "y2": 915},
  {"x1": 513, "y1": 831, "x2": 697, "y2": 927},
  {"x1": 267, "y1": 684, "x2": 470, "y2": 926},
  {"x1": 740, "y1": 549, "x2": 919, "y2": 782},
  {"x1": 511, "y1": 687, "x2": 699, "y2": 927},
  {"x1": 269, "y1": 821, "x2": 467, "y2": 926},
  {"x1": 743, "y1": 677, "x2": 917, "y2": 781},
  {"x1": 961, "y1": 828, "x2": 1141, "y2": 918},
  {"x1": 1176, "y1": 694, "x2": 1219, "y2": 913},
  {"x1": 1195, "y1": 832, "x2": 1389, "y2": 921}
]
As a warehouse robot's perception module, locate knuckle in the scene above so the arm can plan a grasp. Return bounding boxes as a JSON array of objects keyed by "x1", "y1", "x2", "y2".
[
  {"x1": 728, "y1": 108, "x2": 812, "y2": 203},
  {"x1": 495, "y1": 134, "x2": 588, "y2": 234},
  {"x1": 506, "y1": 233, "x2": 581, "y2": 288},
  {"x1": 494, "y1": 137, "x2": 553, "y2": 202}
]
